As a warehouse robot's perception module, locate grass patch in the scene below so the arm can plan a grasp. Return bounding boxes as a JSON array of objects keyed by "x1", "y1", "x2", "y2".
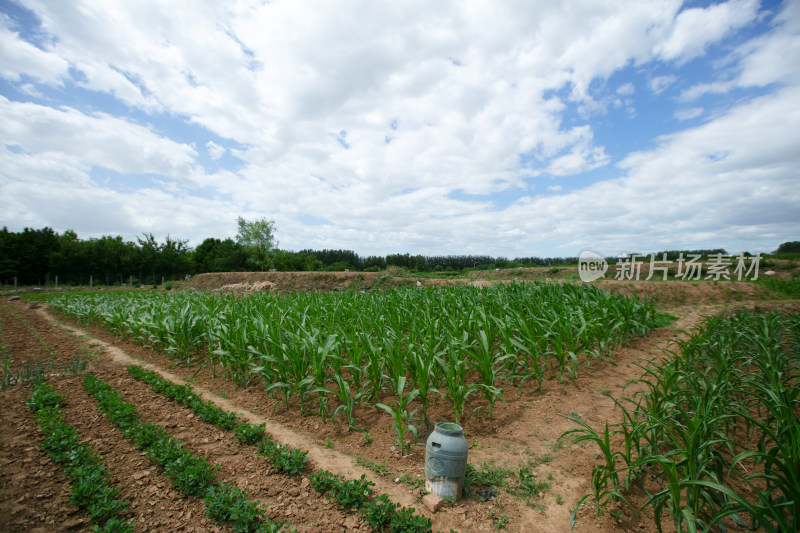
[
  {"x1": 756, "y1": 276, "x2": 800, "y2": 299},
  {"x1": 355, "y1": 455, "x2": 391, "y2": 476}
]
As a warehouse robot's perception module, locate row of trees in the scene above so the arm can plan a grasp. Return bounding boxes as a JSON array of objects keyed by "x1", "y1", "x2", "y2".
[
  {"x1": 9, "y1": 221, "x2": 783, "y2": 287},
  {"x1": 0, "y1": 228, "x2": 193, "y2": 286},
  {"x1": 0, "y1": 221, "x2": 579, "y2": 287}
]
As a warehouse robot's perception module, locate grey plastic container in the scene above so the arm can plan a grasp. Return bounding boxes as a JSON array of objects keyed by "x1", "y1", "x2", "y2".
[{"x1": 424, "y1": 422, "x2": 469, "y2": 499}]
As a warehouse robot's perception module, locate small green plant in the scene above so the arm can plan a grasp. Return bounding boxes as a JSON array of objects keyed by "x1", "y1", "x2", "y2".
[
  {"x1": 512, "y1": 459, "x2": 551, "y2": 507},
  {"x1": 363, "y1": 493, "x2": 398, "y2": 530},
  {"x1": 258, "y1": 435, "x2": 308, "y2": 475},
  {"x1": 234, "y1": 422, "x2": 266, "y2": 445},
  {"x1": 465, "y1": 462, "x2": 511, "y2": 493},
  {"x1": 376, "y1": 376, "x2": 419, "y2": 456},
  {"x1": 84, "y1": 373, "x2": 292, "y2": 531},
  {"x1": 362, "y1": 431, "x2": 373, "y2": 445},
  {"x1": 355, "y1": 456, "x2": 391, "y2": 476},
  {"x1": 204, "y1": 481, "x2": 282, "y2": 533},
  {"x1": 397, "y1": 472, "x2": 425, "y2": 491},
  {"x1": 334, "y1": 474, "x2": 375, "y2": 509},
  {"x1": 488, "y1": 509, "x2": 512, "y2": 530},
  {"x1": 324, "y1": 438, "x2": 334, "y2": 449},
  {"x1": 314, "y1": 373, "x2": 366, "y2": 431},
  {"x1": 389, "y1": 506, "x2": 432, "y2": 533},
  {"x1": 309, "y1": 469, "x2": 345, "y2": 494}
]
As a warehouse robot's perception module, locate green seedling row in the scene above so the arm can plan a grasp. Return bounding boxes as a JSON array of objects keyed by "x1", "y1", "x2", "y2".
[
  {"x1": 309, "y1": 470, "x2": 433, "y2": 533},
  {"x1": 125, "y1": 364, "x2": 309, "y2": 474},
  {"x1": 27, "y1": 381, "x2": 135, "y2": 532},
  {"x1": 125, "y1": 363, "x2": 436, "y2": 531},
  {"x1": 564, "y1": 311, "x2": 800, "y2": 532},
  {"x1": 82, "y1": 373, "x2": 292, "y2": 533},
  {"x1": 2, "y1": 353, "x2": 89, "y2": 389}
]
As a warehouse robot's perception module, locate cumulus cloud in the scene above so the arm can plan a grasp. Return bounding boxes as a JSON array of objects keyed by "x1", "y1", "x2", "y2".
[
  {"x1": 205, "y1": 141, "x2": 225, "y2": 160},
  {"x1": 0, "y1": 0, "x2": 798, "y2": 255},
  {"x1": 0, "y1": 96, "x2": 198, "y2": 181},
  {"x1": 0, "y1": 18, "x2": 68, "y2": 84},
  {"x1": 653, "y1": 0, "x2": 760, "y2": 64}
]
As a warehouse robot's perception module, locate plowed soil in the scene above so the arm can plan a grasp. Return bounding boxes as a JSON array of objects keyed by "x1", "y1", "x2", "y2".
[{"x1": 1, "y1": 280, "x2": 797, "y2": 532}]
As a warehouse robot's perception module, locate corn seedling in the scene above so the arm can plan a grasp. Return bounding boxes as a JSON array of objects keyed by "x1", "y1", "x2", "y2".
[{"x1": 376, "y1": 376, "x2": 419, "y2": 456}]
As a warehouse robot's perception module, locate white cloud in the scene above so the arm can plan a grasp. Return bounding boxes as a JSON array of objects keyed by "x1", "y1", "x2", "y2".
[
  {"x1": 654, "y1": 0, "x2": 760, "y2": 64},
  {"x1": 674, "y1": 107, "x2": 703, "y2": 120},
  {"x1": 736, "y1": 0, "x2": 800, "y2": 87},
  {"x1": 616, "y1": 82, "x2": 634, "y2": 96},
  {"x1": 0, "y1": 96, "x2": 198, "y2": 182},
  {"x1": 0, "y1": 18, "x2": 68, "y2": 84},
  {"x1": 0, "y1": 0, "x2": 797, "y2": 255},
  {"x1": 205, "y1": 141, "x2": 225, "y2": 160},
  {"x1": 648, "y1": 74, "x2": 676, "y2": 94},
  {"x1": 680, "y1": 1, "x2": 800, "y2": 100},
  {"x1": 679, "y1": 80, "x2": 736, "y2": 101}
]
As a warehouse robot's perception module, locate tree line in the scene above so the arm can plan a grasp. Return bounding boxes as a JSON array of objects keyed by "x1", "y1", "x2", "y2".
[
  {"x1": 0, "y1": 225, "x2": 577, "y2": 286},
  {"x1": 11, "y1": 221, "x2": 779, "y2": 288}
]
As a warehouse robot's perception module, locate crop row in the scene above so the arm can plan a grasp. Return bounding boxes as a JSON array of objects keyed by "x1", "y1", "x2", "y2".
[
  {"x1": 126, "y1": 364, "x2": 308, "y2": 474},
  {"x1": 49, "y1": 283, "x2": 658, "y2": 431},
  {"x1": 565, "y1": 311, "x2": 799, "y2": 532},
  {"x1": 82, "y1": 373, "x2": 291, "y2": 532},
  {"x1": 124, "y1": 363, "x2": 437, "y2": 532},
  {"x1": 27, "y1": 381, "x2": 135, "y2": 532},
  {"x1": 308, "y1": 470, "x2": 433, "y2": 532}
]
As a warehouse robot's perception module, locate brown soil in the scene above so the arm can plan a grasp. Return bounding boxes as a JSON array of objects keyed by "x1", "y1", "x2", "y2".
[
  {"x1": 1, "y1": 278, "x2": 797, "y2": 533},
  {"x1": 176, "y1": 271, "x2": 463, "y2": 295}
]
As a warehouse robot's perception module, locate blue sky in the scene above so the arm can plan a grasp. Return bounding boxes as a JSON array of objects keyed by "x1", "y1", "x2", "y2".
[{"x1": 1, "y1": 0, "x2": 798, "y2": 258}]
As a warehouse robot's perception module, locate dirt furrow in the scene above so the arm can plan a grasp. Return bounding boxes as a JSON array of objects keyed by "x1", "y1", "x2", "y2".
[
  {"x1": 0, "y1": 383, "x2": 92, "y2": 533},
  {"x1": 90, "y1": 366, "x2": 372, "y2": 532},
  {"x1": 50, "y1": 375, "x2": 228, "y2": 532}
]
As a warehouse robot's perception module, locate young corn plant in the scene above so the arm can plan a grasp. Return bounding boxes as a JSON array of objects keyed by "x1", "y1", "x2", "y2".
[
  {"x1": 376, "y1": 376, "x2": 419, "y2": 456},
  {"x1": 258, "y1": 329, "x2": 313, "y2": 413},
  {"x1": 566, "y1": 311, "x2": 799, "y2": 533},
  {"x1": 438, "y1": 335, "x2": 480, "y2": 425},
  {"x1": 362, "y1": 332, "x2": 386, "y2": 404},
  {"x1": 302, "y1": 328, "x2": 339, "y2": 421},
  {"x1": 470, "y1": 328, "x2": 511, "y2": 419},
  {"x1": 314, "y1": 372, "x2": 366, "y2": 431}
]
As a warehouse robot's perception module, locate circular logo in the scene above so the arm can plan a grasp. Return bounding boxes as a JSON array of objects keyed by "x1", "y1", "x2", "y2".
[{"x1": 578, "y1": 249, "x2": 608, "y2": 282}]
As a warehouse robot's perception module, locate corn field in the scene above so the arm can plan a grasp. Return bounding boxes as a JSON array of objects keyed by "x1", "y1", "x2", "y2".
[
  {"x1": 49, "y1": 283, "x2": 657, "y2": 427},
  {"x1": 565, "y1": 311, "x2": 800, "y2": 532}
]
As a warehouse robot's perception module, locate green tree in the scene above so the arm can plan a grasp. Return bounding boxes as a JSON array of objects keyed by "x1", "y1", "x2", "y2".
[
  {"x1": 50, "y1": 230, "x2": 85, "y2": 284},
  {"x1": 137, "y1": 233, "x2": 161, "y2": 284},
  {"x1": 192, "y1": 238, "x2": 247, "y2": 273},
  {"x1": 236, "y1": 217, "x2": 277, "y2": 270},
  {"x1": 160, "y1": 235, "x2": 192, "y2": 280},
  {"x1": 775, "y1": 241, "x2": 800, "y2": 254}
]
